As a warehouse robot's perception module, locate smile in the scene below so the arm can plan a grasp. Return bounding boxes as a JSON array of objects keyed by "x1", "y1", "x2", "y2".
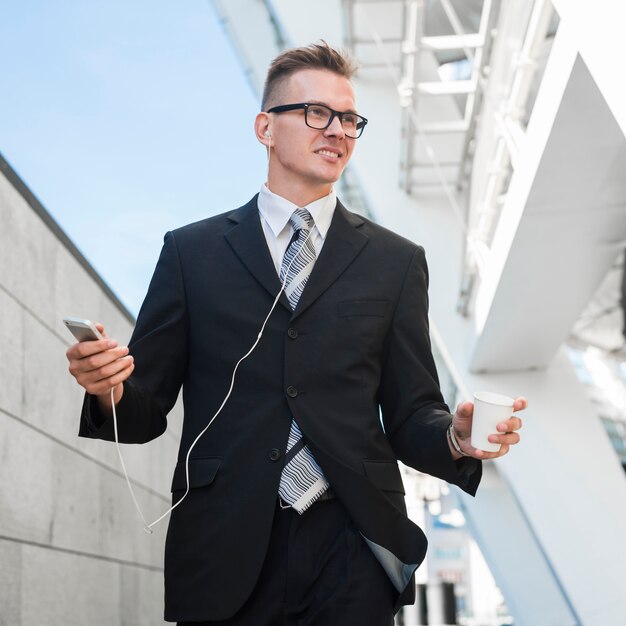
[{"x1": 316, "y1": 149, "x2": 341, "y2": 158}]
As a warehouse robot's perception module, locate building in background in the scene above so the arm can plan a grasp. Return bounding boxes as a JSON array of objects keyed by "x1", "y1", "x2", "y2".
[{"x1": 213, "y1": 1, "x2": 626, "y2": 625}]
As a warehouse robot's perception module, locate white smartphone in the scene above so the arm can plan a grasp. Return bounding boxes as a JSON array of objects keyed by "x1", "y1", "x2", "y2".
[{"x1": 63, "y1": 317, "x2": 104, "y2": 342}]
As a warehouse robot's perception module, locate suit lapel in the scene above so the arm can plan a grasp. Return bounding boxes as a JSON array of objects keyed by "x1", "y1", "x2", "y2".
[
  {"x1": 292, "y1": 199, "x2": 369, "y2": 321},
  {"x1": 224, "y1": 195, "x2": 291, "y2": 312}
]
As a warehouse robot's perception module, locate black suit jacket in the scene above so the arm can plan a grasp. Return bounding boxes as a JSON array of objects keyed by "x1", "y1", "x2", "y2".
[{"x1": 80, "y1": 195, "x2": 481, "y2": 622}]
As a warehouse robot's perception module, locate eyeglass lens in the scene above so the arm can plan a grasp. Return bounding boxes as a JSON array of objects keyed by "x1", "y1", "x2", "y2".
[{"x1": 305, "y1": 105, "x2": 363, "y2": 137}]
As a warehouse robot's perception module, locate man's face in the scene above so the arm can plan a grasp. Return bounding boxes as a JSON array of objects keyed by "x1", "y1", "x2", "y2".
[{"x1": 266, "y1": 69, "x2": 358, "y2": 198}]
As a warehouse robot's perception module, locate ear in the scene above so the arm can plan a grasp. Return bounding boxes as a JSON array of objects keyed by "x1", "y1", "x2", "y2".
[{"x1": 254, "y1": 112, "x2": 272, "y2": 147}]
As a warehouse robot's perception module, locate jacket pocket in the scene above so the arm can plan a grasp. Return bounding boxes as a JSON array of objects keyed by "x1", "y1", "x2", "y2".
[
  {"x1": 170, "y1": 457, "x2": 222, "y2": 492},
  {"x1": 362, "y1": 460, "x2": 405, "y2": 494},
  {"x1": 338, "y1": 300, "x2": 388, "y2": 317}
]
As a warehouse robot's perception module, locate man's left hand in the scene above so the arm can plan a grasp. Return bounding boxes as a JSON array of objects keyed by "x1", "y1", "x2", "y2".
[{"x1": 451, "y1": 397, "x2": 527, "y2": 460}]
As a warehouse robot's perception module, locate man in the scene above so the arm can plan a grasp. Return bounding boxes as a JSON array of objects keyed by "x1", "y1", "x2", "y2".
[{"x1": 67, "y1": 42, "x2": 525, "y2": 625}]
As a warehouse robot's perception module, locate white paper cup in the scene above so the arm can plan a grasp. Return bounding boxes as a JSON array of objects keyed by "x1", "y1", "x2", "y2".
[{"x1": 471, "y1": 391, "x2": 515, "y2": 452}]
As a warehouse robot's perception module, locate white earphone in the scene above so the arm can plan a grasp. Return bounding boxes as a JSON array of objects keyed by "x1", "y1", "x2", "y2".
[{"x1": 265, "y1": 129, "x2": 272, "y2": 191}]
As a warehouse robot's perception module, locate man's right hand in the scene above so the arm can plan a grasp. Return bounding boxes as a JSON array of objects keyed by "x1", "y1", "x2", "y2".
[{"x1": 66, "y1": 323, "x2": 134, "y2": 415}]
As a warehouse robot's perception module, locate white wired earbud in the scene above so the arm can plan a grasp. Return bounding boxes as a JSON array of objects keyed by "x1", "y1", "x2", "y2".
[
  {"x1": 265, "y1": 129, "x2": 272, "y2": 192},
  {"x1": 111, "y1": 227, "x2": 313, "y2": 534}
]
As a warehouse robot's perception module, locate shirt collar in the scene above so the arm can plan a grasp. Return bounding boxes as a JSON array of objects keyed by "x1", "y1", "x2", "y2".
[{"x1": 258, "y1": 184, "x2": 336, "y2": 240}]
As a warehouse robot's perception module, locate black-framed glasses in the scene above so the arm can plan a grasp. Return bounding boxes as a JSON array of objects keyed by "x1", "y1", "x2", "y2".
[{"x1": 266, "y1": 102, "x2": 368, "y2": 138}]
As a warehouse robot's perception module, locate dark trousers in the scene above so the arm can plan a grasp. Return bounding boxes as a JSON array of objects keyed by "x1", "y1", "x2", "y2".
[{"x1": 178, "y1": 498, "x2": 395, "y2": 626}]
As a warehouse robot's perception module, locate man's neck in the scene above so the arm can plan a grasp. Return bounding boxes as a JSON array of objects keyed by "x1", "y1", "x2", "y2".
[{"x1": 265, "y1": 179, "x2": 333, "y2": 207}]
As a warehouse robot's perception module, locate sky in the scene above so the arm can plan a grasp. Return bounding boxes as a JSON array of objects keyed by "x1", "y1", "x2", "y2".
[{"x1": 0, "y1": 0, "x2": 267, "y2": 316}]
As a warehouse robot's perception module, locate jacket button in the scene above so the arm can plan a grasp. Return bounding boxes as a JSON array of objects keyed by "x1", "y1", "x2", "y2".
[
  {"x1": 269, "y1": 448, "x2": 281, "y2": 461},
  {"x1": 286, "y1": 386, "x2": 298, "y2": 398},
  {"x1": 287, "y1": 327, "x2": 298, "y2": 339}
]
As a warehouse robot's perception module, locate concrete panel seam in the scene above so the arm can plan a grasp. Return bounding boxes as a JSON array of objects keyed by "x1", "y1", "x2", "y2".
[
  {"x1": 0, "y1": 279, "x2": 74, "y2": 348},
  {"x1": 0, "y1": 407, "x2": 170, "y2": 504},
  {"x1": 1, "y1": 277, "x2": 183, "y2": 442},
  {"x1": 0, "y1": 534, "x2": 163, "y2": 573}
]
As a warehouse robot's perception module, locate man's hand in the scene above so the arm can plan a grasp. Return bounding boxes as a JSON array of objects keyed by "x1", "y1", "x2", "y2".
[
  {"x1": 449, "y1": 397, "x2": 527, "y2": 460},
  {"x1": 66, "y1": 323, "x2": 134, "y2": 414}
]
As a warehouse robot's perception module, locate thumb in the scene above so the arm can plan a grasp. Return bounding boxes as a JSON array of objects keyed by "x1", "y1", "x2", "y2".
[
  {"x1": 453, "y1": 401, "x2": 474, "y2": 439},
  {"x1": 95, "y1": 323, "x2": 109, "y2": 340},
  {"x1": 455, "y1": 401, "x2": 474, "y2": 419}
]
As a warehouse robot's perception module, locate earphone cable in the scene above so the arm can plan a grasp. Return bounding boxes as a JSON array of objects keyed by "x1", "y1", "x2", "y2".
[{"x1": 110, "y1": 228, "x2": 313, "y2": 533}]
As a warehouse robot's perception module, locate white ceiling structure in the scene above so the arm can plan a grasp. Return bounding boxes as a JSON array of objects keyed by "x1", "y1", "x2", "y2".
[{"x1": 212, "y1": 1, "x2": 626, "y2": 624}]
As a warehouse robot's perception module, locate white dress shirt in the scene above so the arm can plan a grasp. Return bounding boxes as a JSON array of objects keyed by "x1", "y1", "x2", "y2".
[{"x1": 257, "y1": 183, "x2": 337, "y2": 276}]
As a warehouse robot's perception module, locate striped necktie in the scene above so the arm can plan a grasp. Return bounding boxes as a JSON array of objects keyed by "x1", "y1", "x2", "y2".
[{"x1": 278, "y1": 208, "x2": 330, "y2": 513}]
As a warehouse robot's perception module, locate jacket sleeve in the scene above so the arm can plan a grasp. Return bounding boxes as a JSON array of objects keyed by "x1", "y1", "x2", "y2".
[
  {"x1": 379, "y1": 246, "x2": 481, "y2": 495},
  {"x1": 79, "y1": 231, "x2": 188, "y2": 444}
]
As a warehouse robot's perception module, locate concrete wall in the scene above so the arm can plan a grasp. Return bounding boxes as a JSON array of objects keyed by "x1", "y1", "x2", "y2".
[{"x1": 0, "y1": 154, "x2": 181, "y2": 625}]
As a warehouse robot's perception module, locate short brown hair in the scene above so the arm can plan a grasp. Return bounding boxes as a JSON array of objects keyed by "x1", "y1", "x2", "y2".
[{"x1": 261, "y1": 41, "x2": 357, "y2": 111}]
